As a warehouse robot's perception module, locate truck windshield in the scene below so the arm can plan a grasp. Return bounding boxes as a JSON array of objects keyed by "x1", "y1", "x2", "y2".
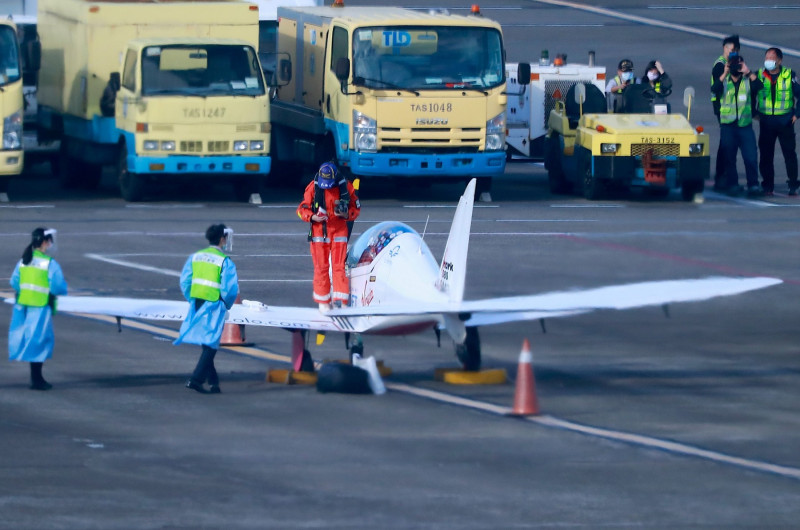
[
  {"x1": 0, "y1": 25, "x2": 21, "y2": 88},
  {"x1": 141, "y1": 44, "x2": 265, "y2": 97},
  {"x1": 352, "y1": 26, "x2": 503, "y2": 90}
]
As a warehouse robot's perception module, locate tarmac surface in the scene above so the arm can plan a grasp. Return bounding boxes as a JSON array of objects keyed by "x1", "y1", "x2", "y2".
[{"x1": 1, "y1": 1, "x2": 800, "y2": 528}]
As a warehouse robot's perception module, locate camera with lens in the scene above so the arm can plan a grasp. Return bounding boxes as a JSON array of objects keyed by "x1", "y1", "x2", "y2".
[{"x1": 728, "y1": 52, "x2": 743, "y2": 75}]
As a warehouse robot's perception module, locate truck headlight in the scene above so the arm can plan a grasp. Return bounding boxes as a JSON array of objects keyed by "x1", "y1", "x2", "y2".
[
  {"x1": 161, "y1": 141, "x2": 176, "y2": 151},
  {"x1": 353, "y1": 110, "x2": 377, "y2": 153},
  {"x1": 233, "y1": 140, "x2": 249, "y2": 151},
  {"x1": 3, "y1": 111, "x2": 22, "y2": 150},
  {"x1": 485, "y1": 112, "x2": 505, "y2": 152},
  {"x1": 601, "y1": 143, "x2": 618, "y2": 154},
  {"x1": 689, "y1": 143, "x2": 703, "y2": 155},
  {"x1": 249, "y1": 140, "x2": 264, "y2": 151},
  {"x1": 143, "y1": 140, "x2": 159, "y2": 151}
]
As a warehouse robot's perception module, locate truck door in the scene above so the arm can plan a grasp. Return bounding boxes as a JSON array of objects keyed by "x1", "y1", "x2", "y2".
[
  {"x1": 323, "y1": 25, "x2": 349, "y2": 149},
  {"x1": 116, "y1": 49, "x2": 138, "y2": 140}
]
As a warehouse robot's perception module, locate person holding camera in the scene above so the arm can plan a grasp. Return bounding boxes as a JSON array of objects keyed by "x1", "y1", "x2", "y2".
[
  {"x1": 747, "y1": 47, "x2": 800, "y2": 196},
  {"x1": 606, "y1": 59, "x2": 637, "y2": 112},
  {"x1": 712, "y1": 53, "x2": 759, "y2": 196},
  {"x1": 297, "y1": 162, "x2": 360, "y2": 312},
  {"x1": 711, "y1": 35, "x2": 741, "y2": 191}
]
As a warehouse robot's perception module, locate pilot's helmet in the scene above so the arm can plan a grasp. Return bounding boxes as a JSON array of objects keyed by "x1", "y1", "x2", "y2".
[{"x1": 316, "y1": 162, "x2": 338, "y2": 189}]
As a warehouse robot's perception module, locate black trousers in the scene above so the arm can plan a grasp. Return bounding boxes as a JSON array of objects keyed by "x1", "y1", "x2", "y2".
[
  {"x1": 30, "y1": 362, "x2": 45, "y2": 383},
  {"x1": 758, "y1": 113, "x2": 798, "y2": 191},
  {"x1": 190, "y1": 345, "x2": 219, "y2": 387}
]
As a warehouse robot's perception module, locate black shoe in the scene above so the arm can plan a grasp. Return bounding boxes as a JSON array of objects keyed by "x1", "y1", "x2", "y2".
[
  {"x1": 789, "y1": 187, "x2": 799, "y2": 196},
  {"x1": 185, "y1": 380, "x2": 209, "y2": 394},
  {"x1": 746, "y1": 186, "x2": 763, "y2": 197},
  {"x1": 30, "y1": 380, "x2": 52, "y2": 391},
  {"x1": 208, "y1": 385, "x2": 221, "y2": 394}
]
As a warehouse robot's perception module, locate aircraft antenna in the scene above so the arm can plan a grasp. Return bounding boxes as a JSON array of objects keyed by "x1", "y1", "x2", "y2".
[{"x1": 421, "y1": 215, "x2": 430, "y2": 240}]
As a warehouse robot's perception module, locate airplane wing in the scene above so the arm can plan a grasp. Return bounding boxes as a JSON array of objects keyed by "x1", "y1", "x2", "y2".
[
  {"x1": 3, "y1": 295, "x2": 347, "y2": 333},
  {"x1": 327, "y1": 276, "x2": 783, "y2": 327},
  {"x1": 5, "y1": 276, "x2": 780, "y2": 334}
]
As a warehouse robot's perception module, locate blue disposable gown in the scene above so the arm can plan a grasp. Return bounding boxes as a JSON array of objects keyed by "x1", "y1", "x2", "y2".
[
  {"x1": 8, "y1": 259, "x2": 68, "y2": 362},
  {"x1": 173, "y1": 252, "x2": 239, "y2": 349}
]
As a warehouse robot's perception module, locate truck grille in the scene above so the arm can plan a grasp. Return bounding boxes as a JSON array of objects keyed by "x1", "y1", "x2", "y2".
[
  {"x1": 207, "y1": 141, "x2": 229, "y2": 153},
  {"x1": 180, "y1": 141, "x2": 203, "y2": 153},
  {"x1": 178, "y1": 141, "x2": 232, "y2": 153},
  {"x1": 631, "y1": 144, "x2": 680, "y2": 157},
  {"x1": 378, "y1": 127, "x2": 482, "y2": 148}
]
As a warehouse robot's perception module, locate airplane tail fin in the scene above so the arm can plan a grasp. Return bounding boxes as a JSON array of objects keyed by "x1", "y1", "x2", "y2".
[{"x1": 436, "y1": 178, "x2": 476, "y2": 303}]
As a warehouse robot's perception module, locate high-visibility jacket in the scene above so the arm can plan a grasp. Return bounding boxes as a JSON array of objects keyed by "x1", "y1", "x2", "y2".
[
  {"x1": 17, "y1": 250, "x2": 51, "y2": 307},
  {"x1": 710, "y1": 55, "x2": 726, "y2": 102},
  {"x1": 719, "y1": 76, "x2": 752, "y2": 126},
  {"x1": 297, "y1": 180, "x2": 360, "y2": 242},
  {"x1": 189, "y1": 246, "x2": 227, "y2": 302},
  {"x1": 757, "y1": 67, "x2": 795, "y2": 115}
]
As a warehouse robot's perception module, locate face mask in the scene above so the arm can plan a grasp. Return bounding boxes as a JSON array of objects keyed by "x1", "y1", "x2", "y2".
[
  {"x1": 764, "y1": 60, "x2": 777, "y2": 71},
  {"x1": 621, "y1": 71, "x2": 633, "y2": 82},
  {"x1": 647, "y1": 71, "x2": 659, "y2": 81}
]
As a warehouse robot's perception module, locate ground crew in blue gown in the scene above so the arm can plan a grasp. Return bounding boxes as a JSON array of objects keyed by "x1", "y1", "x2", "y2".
[
  {"x1": 8, "y1": 228, "x2": 67, "y2": 390},
  {"x1": 175, "y1": 224, "x2": 239, "y2": 394}
]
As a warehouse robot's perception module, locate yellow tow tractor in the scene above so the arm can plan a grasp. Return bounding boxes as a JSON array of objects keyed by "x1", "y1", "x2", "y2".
[{"x1": 544, "y1": 82, "x2": 709, "y2": 201}]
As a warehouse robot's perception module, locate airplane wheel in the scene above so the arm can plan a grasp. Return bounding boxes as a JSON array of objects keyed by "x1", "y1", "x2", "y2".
[
  {"x1": 455, "y1": 327, "x2": 481, "y2": 371},
  {"x1": 299, "y1": 348, "x2": 315, "y2": 373},
  {"x1": 349, "y1": 343, "x2": 364, "y2": 364}
]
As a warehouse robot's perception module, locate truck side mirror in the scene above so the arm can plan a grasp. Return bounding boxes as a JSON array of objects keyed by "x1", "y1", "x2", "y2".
[
  {"x1": 335, "y1": 57, "x2": 350, "y2": 82},
  {"x1": 516, "y1": 62, "x2": 531, "y2": 86},
  {"x1": 683, "y1": 86, "x2": 695, "y2": 108},
  {"x1": 23, "y1": 39, "x2": 41, "y2": 72},
  {"x1": 573, "y1": 83, "x2": 586, "y2": 104}
]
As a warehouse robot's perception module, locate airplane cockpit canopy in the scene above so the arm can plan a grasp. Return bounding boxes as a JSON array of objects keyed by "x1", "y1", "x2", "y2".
[{"x1": 346, "y1": 221, "x2": 418, "y2": 269}]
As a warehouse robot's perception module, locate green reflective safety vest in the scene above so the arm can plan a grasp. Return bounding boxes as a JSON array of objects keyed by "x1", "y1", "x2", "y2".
[
  {"x1": 711, "y1": 55, "x2": 726, "y2": 102},
  {"x1": 757, "y1": 67, "x2": 794, "y2": 115},
  {"x1": 719, "y1": 76, "x2": 752, "y2": 126},
  {"x1": 189, "y1": 247, "x2": 226, "y2": 302},
  {"x1": 18, "y1": 250, "x2": 51, "y2": 307}
]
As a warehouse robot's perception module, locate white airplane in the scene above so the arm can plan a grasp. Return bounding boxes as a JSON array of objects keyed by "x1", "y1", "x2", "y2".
[{"x1": 43, "y1": 179, "x2": 781, "y2": 372}]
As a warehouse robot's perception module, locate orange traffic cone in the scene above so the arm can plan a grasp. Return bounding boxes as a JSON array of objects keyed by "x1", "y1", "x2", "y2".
[
  {"x1": 511, "y1": 338, "x2": 539, "y2": 416},
  {"x1": 220, "y1": 295, "x2": 253, "y2": 346}
]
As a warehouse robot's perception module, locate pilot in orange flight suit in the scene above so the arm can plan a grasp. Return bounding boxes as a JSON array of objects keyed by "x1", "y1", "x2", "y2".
[{"x1": 297, "y1": 162, "x2": 360, "y2": 312}]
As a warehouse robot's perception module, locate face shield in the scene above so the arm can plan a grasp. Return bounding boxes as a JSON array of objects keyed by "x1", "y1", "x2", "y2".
[
  {"x1": 43, "y1": 228, "x2": 57, "y2": 254},
  {"x1": 223, "y1": 228, "x2": 233, "y2": 252}
]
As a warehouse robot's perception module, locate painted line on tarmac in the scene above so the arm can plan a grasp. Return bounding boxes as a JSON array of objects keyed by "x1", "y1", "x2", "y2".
[
  {"x1": 24, "y1": 303, "x2": 800, "y2": 483},
  {"x1": 550, "y1": 204, "x2": 624, "y2": 208},
  {"x1": 85, "y1": 253, "x2": 311, "y2": 282},
  {"x1": 0, "y1": 205, "x2": 54, "y2": 209},
  {"x1": 530, "y1": 0, "x2": 800, "y2": 57},
  {"x1": 649, "y1": 5, "x2": 800, "y2": 10},
  {"x1": 403, "y1": 205, "x2": 500, "y2": 208},
  {"x1": 86, "y1": 253, "x2": 181, "y2": 277},
  {"x1": 704, "y1": 191, "x2": 781, "y2": 207},
  {"x1": 387, "y1": 382, "x2": 800, "y2": 481}
]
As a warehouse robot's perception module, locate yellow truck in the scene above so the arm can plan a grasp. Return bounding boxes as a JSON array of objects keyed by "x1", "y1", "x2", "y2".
[
  {"x1": 271, "y1": 5, "x2": 512, "y2": 190},
  {"x1": 36, "y1": 0, "x2": 271, "y2": 201},
  {"x1": 0, "y1": 18, "x2": 25, "y2": 200}
]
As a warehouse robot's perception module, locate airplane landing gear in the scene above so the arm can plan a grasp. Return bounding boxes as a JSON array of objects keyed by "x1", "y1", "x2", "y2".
[
  {"x1": 347, "y1": 333, "x2": 364, "y2": 363},
  {"x1": 291, "y1": 330, "x2": 315, "y2": 372},
  {"x1": 455, "y1": 327, "x2": 481, "y2": 371}
]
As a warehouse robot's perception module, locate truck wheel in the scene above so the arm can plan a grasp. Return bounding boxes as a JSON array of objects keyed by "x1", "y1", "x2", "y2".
[
  {"x1": 545, "y1": 134, "x2": 570, "y2": 194},
  {"x1": 117, "y1": 144, "x2": 145, "y2": 202},
  {"x1": 681, "y1": 180, "x2": 704, "y2": 201},
  {"x1": 582, "y1": 158, "x2": 604, "y2": 200}
]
